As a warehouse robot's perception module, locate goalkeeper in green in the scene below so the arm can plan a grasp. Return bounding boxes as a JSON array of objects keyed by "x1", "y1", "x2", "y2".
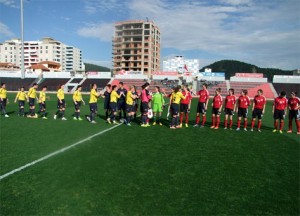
[{"x1": 152, "y1": 86, "x2": 165, "y2": 125}]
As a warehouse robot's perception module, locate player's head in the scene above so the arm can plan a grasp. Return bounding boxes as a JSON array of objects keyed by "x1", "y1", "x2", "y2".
[
  {"x1": 91, "y1": 83, "x2": 97, "y2": 89},
  {"x1": 257, "y1": 89, "x2": 263, "y2": 95},
  {"x1": 33, "y1": 83, "x2": 38, "y2": 88},
  {"x1": 112, "y1": 85, "x2": 118, "y2": 91},
  {"x1": 131, "y1": 85, "x2": 136, "y2": 92},
  {"x1": 77, "y1": 85, "x2": 82, "y2": 91},
  {"x1": 106, "y1": 84, "x2": 111, "y2": 91},
  {"x1": 291, "y1": 92, "x2": 297, "y2": 98},
  {"x1": 142, "y1": 82, "x2": 149, "y2": 89},
  {"x1": 183, "y1": 85, "x2": 188, "y2": 91},
  {"x1": 1, "y1": 83, "x2": 6, "y2": 88},
  {"x1": 155, "y1": 86, "x2": 160, "y2": 93},
  {"x1": 202, "y1": 83, "x2": 208, "y2": 89},
  {"x1": 215, "y1": 88, "x2": 221, "y2": 95},
  {"x1": 242, "y1": 89, "x2": 248, "y2": 96},
  {"x1": 174, "y1": 86, "x2": 180, "y2": 93},
  {"x1": 119, "y1": 82, "x2": 124, "y2": 87},
  {"x1": 58, "y1": 84, "x2": 64, "y2": 89},
  {"x1": 20, "y1": 86, "x2": 25, "y2": 91},
  {"x1": 42, "y1": 86, "x2": 47, "y2": 91},
  {"x1": 279, "y1": 91, "x2": 286, "y2": 98},
  {"x1": 229, "y1": 88, "x2": 234, "y2": 95}
]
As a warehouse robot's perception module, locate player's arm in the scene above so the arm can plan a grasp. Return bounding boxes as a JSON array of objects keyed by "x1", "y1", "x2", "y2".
[
  {"x1": 235, "y1": 100, "x2": 239, "y2": 113},
  {"x1": 205, "y1": 97, "x2": 209, "y2": 110},
  {"x1": 73, "y1": 93, "x2": 77, "y2": 104},
  {"x1": 252, "y1": 99, "x2": 255, "y2": 111},
  {"x1": 272, "y1": 100, "x2": 275, "y2": 113},
  {"x1": 219, "y1": 98, "x2": 223, "y2": 112}
]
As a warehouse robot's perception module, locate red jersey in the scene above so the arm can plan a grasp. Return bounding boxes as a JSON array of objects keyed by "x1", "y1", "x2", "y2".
[
  {"x1": 288, "y1": 97, "x2": 300, "y2": 110},
  {"x1": 253, "y1": 95, "x2": 266, "y2": 109},
  {"x1": 213, "y1": 95, "x2": 223, "y2": 109},
  {"x1": 197, "y1": 89, "x2": 209, "y2": 103},
  {"x1": 274, "y1": 97, "x2": 287, "y2": 110},
  {"x1": 238, "y1": 95, "x2": 250, "y2": 109},
  {"x1": 181, "y1": 91, "x2": 192, "y2": 105},
  {"x1": 225, "y1": 95, "x2": 236, "y2": 109}
]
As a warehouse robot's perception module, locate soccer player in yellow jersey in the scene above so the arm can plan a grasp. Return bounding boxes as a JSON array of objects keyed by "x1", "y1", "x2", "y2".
[
  {"x1": 169, "y1": 86, "x2": 186, "y2": 129},
  {"x1": 87, "y1": 83, "x2": 101, "y2": 123},
  {"x1": 0, "y1": 83, "x2": 9, "y2": 117},
  {"x1": 54, "y1": 84, "x2": 67, "y2": 120},
  {"x1": 14, "y1": 86, "x2": 27, "y2": 116},
  {"x1": 27, "y1": 83, "x2": 38, "y2": 118},
  {"x1": 125, "y1": 86, "x2": 138, "y2": 126},
  {"x1": 73, "y1": 85, "x2": 85, "y2": 121},
  {"x1": 107, "y1": 85, "x2": 123, "y2": 124},
  {"x1": 38, "y1": 86, "x2": 48, "y2": 119}
]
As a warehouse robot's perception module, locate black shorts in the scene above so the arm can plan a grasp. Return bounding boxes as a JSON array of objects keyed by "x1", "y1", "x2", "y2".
[
  {"x1": 39, "y1": 102, "x2": 46, "y2": 110},
  {"x1": 29, "y1": 98, "x2": 35, "y2": 106},
  {"x1": 212, "y1": 108, "x2": 221, "y2": 115},
  {"x1": 117, "y1": 100, "x2": 126, "y2": 111},
  {"x1": 273, "y1": 109, "x2": 285, "y2": 120},
  {"x1": 89, "y1": 103, "x2": 98, "y2": 112},
  {"x1": 224, "y1": 108, "x2": 234, "y2": 116},
  {"x1": 0, "y1": 99, "x2": 7, "y2": 108},
  {"x1": 110, "y1": 102, "x2": 117, "y2": 112},
  {"x1": 19, "y1": 100, "x2": 25, "y2": 107},
  {"x1": 104, "y1": 100, "x2": 110, "y2": 110},
  {"x1": 141, "y1": 102, "x2": 149, "y2": 113},
  {"x1": 57, "y1": 99, "x2": 66, "y2": 109},
  {"x1": 171, "y1": 103, "x2": 180, "y2": 115},
  {"x1": 180, "y1": 103, "x2": 189, "y2": 113},
  {"x1": 197, "y1": 102, "x2": 206, "y2": 114},
  {"x1": 289, "y1": 110, "x2": 299, "y2": 120},
  {"x1": 238, "y1": 108, "x2": 248, "y2": 118},
  {"x1": 252, "y1": 108, "x2": 263, "y2": 119},
  {"x1": 126, "y1": 104, "x2": 135, "y2": 113},
  {"x1": 74, "y1": 101, "x2": 81, "y2": 110}
]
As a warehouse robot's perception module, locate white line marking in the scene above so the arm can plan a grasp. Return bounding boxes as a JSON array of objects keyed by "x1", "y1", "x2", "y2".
[{"x1": 0, "y1": 124, "x2": 122, "y2": 181}]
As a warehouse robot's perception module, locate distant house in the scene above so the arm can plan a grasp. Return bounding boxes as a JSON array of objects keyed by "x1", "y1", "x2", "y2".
[
  {"x1": 26, "y1": 61, "x2": 62, "y2": 74},
  {"x1": 0, "y1": 62, "x2": 20, "y2": 70}
]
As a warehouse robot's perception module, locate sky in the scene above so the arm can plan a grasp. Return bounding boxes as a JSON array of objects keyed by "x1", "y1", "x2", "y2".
[{"x1": 0, "y1": 0, "x2": 299, "y2": 70}]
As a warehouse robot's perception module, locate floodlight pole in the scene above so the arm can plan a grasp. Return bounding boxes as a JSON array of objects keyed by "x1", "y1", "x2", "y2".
[{"x1": 21, "y1": 0, "x2": 25, "y2": 79}]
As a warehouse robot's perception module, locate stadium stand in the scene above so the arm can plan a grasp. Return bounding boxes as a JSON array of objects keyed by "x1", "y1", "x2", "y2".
[
  {"x1": 229, "y1": 82, "x2": 275, "y2": 98},
  {"x1": 206, "y1": 81, "x2": 227, "y2": 97},
  {"x1": 39, "y1": 78, "x2": 70, "y2": 91},
  {"x1": 81, "y1": 79, "x2": 110, "y2": 92},
  {"x1": 273, "y1": 83, "x2": 300, "y2": 96},
  {"x1": 0, "y1": 78, "x2": 36, "y2": 91},
  {"x1": 69, "y1": 78, "x2": 83, "y2": 84}
]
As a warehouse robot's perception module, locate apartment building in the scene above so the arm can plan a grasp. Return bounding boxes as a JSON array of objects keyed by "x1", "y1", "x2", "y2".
[
  {"x1": 163, "y1": 56, "x2": 200, "y2": 75},
  {"x1": 0, "y1": 37, "x2": 83, "y2": 71},
  {"x1": 112, "y1": 20, "x2": 161, "y2": 75}
]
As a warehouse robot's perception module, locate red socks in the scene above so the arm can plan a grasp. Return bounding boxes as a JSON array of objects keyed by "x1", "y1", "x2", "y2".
[
  {"x1": 180, "y1": 113, "x2": 183, "y2": 124},
  {"x1": 185, "y1": 113, "x2": 189, "y2": 124},
  {"x1": 229, "y1": 120, "x2": 233, "y2": 128},
  {"x1": 216, "y1": 116, "x2": 220, "y2": 127},
  {"x1": 280, "y1": 121, "x2": 284, "y2": 130},
  {"x1": 211, "y1": 116, "x2": 215, "y2": 127},
  {"x1": 196, "y1": 116, "x2": 200, "y2": 124},
  {"x1": 237, "y1": 120, "x2": 241, "y2": 128},
  {"x1": 258, "y1": 121, "x2": 262, "y2": 129},
  {"x1": 202, "y1": 116, "x2": 206, "y2": 126},
  {"x1": 224, "y1": 119, "x2": 228, "y2": 128},
  {"x1": 274, "y1": 121, "x2": 278, "y2": 130},
  {"x1": 251, "y1": 120, "x2": 255, "y2": 129}
]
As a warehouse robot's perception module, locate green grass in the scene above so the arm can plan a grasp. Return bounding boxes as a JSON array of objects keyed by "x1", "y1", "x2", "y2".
[{"x1": 0, "y1": 94, "x2": 299, "y2": 215}]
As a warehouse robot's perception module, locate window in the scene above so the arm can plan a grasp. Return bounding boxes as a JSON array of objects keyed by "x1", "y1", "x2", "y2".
[{"x1": 46, "y1": 46, "x2": 48, "y2": 49}]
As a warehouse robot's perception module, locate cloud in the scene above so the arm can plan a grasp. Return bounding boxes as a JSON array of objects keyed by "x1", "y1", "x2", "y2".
[
  {"x1": 0, "y1": 0, "x2": 17, "y2": 8},
  {"x1": 0, "y1": 22, "x2": 14, "y2": 37},
  {"x1": 83, "y1": 0, "x2": 124, "y2": 14},
  {"x1": 219, "y1": 0, "x2": 252, "y2": 6},
  {"x1": 77, "y1": 22, "x2": 114, "y2": 42}
]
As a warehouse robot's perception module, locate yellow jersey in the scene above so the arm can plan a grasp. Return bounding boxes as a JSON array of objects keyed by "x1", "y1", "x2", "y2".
[
  {"x1": 28, "y1": 87, "x2": 37, "y2": 99},
  {"x1": 57, "y1": 89, "x2": 64, "y2": 100},
  {"x1": 126, "y1": 91, "x2": 134, "y2": 105},
  {"x1": 16, "y1": 91, "x2": 26, "y2": 101},
  {"x1": 110, "y1": 90, "x2": 120, "y2": 103},
  {"x1": 89, "y1": 89, "x2": 98, "y2": 103},
  {"x1": 73, "y1": 90, "x2": 82, "y2": 102},
  {"x1": 0, "y1": 88, "x2": 7, "y2": 99},
  {"x1": 171, "y1": 92, "x2": 185, "y2": 104},
  {"x1": 39, "y1": 91, "x2": 46, "y2": 103}
]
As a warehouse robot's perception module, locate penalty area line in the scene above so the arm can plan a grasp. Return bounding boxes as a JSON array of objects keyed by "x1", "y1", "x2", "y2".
[{"x1": 0, "y1": 123, "x2": 122, "y2": 181}]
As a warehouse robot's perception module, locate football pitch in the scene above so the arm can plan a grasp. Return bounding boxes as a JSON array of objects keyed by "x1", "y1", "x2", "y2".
[{"x1": 0, "y1": 94, "x2": 299, "y2": 215}]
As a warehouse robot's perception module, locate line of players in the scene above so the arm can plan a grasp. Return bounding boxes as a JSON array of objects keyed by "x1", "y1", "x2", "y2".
[{"x1": 0, "y1": 81, "x2": 299, "y2": 134}]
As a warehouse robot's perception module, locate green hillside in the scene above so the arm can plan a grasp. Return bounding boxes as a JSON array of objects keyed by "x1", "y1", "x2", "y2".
[
  {"x1": 84, "y1": 63, "x2": 111, "y2": 72},
  {"x1": 200, "y1": 60, "x2": 293, "y2": 81}
]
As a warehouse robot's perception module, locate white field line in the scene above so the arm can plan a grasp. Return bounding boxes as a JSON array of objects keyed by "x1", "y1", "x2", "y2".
[{"x1": 0, "y1": 124, "x2": 122, "y2": 181}]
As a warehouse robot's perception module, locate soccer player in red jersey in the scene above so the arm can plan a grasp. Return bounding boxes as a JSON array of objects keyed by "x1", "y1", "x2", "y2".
[
  {"x1": 194, "y1": 83, "x2": 209, "y2": 128},
  {"x1": 211, "y1": 88, "x2": 223, "y2": 129},
  {"x1": 236, "y1": 89, "x2": 251, "y2": 131},
  {"x1": 251, "y1": 89, "x2": 266, "y2": 132},
  {"x1": 179, "y1": 85, "x2": 192, "y2": 128},
  {"x1": 287, "y1": 92, "x2": 300, "y2": 134},
  {"x1": 224, "y1": 88, "x2": 236, "y2": 130},
  {"x1": 272, "y1": 91, "x2": 288, "y2": 134}
]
